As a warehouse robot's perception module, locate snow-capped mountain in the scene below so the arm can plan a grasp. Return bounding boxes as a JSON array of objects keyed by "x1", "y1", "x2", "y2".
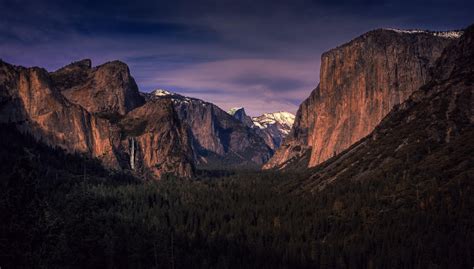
[
  {"x1": 251, "y1": 112, "x2": 295, "y2": 149},
  {"x1": 228, "y1": 108, "x2": 295, "y2": 150},
  {"x1": 252, "y1": 112, "x2": 295, "y2": 135}
]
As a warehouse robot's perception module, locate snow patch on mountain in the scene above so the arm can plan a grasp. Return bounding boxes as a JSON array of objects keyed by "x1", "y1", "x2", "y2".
[
  {"x1": 227, "y1": 108, "x2": 296, "y2": 149},
  {"x1": 152, "y1": 89, "x2": 174, "y2": 96},
  {"x1": 252, "y1": 112, "x2": 295, "y2": 132},
  {"x1": 144, "y1": 89, "x2": 195, "y2": 104},
  {"x1": 228, "y1": 107, "x2": 244, "y2": 116},
  {"x1": 385, "y1": 28, "x2": 463, "y2": 39}
]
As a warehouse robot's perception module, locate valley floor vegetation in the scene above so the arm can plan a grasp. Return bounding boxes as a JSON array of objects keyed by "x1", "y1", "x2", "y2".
[{"x1": 1, "y1": 125, "x2": 472, "y2": 268}]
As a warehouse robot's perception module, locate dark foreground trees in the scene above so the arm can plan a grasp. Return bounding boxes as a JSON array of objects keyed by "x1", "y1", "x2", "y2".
[{"x1": 0, "y1": 125, "x2": 473, "y2": 268}]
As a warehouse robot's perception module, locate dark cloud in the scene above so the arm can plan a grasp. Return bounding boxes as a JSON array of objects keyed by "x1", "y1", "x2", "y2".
[{"x1": 1, "y1": 0, "x2": 473, "y2": 115}]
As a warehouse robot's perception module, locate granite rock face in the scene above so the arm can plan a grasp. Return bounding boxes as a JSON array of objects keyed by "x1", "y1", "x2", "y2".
[
  {"x1": 228, "y1": 107, "x2": 254, "y2": 128},
  {"x1": 297, "y1": 25, "x2": 474, "y2": 191},
  {"x1": 0, "y1": 55, "x2": 274, "y2": 178},
  {"x1": 119, "y1": 99, "x2": 194, "y2": 178},
  {"x1": 51, "y1": 59, "x2": 145, "y2": 116},
  {"x1": 229, "y1": 108, "x2": 296, "y2": 150},
  {"x1": 0, "y1": 60, "x2": 193, "y2": 178},
  {"x1": 0, "y1": 61, "x2": 121, "y2": 168},
  {"x1": 147, "y1": 91, "x2": 273, "y2": 168},
  {"x1": 264, "y1": 29, "x2": 458, "y2": 169}
]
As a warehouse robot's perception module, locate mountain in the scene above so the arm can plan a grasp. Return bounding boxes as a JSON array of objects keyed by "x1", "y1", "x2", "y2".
[
  {"x1": 0, "y1": 56, "x2": 281, "y2": 177},
  {"x1": 297, "y1": 24, "x2": 473, "y2": 193},
  {"x1": 0, "y1": 60, "x2": 121, "y2": 168},
  {"x1": 228, "y1": 107, "x2": 295, "y2": 150},
  {"x1": 228, "y1": 107, "x2": 254, "y2": 127},
  {"x1": 0, "y1": 61, "x2": 195, "y2": 178},
  {"x1": 145, "y1": 90, "x2": 273, "y2": 168},
  {"x1": 264, "y1": 28, "x2": 461, "y2": 170},
  {"x1": 50, "y1": 59, "x2": 145, "y2": 117},
  {"x1": 252, "y1": 111, "x2": 295, "y2": 150},
  {"x1": 118, "y1": 98, "x2": 194, "y2": 178}
]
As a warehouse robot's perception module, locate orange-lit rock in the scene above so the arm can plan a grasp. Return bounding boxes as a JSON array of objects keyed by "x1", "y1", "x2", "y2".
[
  {"x1": 264, "y1": 29, "x2": 457, "y2": 169},
  {"x1": 0, "y1": 61, "x2": 120, "y2": 168},
  {"x1": 51, "y1": 59, "x2": 144, "y2": 116},
  {"x1": 0, "y1": 60, "x2": 194, "y2": 178}
]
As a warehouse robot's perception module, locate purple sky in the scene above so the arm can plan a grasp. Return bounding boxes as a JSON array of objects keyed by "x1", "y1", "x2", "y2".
[{"x1": 1, "y1": 0, "x2": 472, "y2": 115}]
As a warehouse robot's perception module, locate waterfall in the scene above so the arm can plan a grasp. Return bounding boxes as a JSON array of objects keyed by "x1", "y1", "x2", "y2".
[{"x1": 130, "y1": 137, "x2": 135, "y2": 170}]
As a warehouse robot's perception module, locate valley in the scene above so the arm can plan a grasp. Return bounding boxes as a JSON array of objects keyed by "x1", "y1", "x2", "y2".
[{"x1": 0, "y1": 19, "x2": 473, "y2": 268}]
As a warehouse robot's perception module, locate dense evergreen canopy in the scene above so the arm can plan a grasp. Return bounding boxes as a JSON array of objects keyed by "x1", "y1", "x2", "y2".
[{"x1": 0, "y1": 125, "x2": 472, "y2": 268}]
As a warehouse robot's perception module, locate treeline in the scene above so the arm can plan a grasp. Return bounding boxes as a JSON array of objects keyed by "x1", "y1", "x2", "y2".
[{"x1": 0, "y1": 125, "x2": 473, "y2": 268}]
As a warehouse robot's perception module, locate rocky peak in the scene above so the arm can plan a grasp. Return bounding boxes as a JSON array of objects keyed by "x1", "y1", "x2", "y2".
[
  {"x1": 66, "y1": 59, "x2": 92, "y2": 69},
  {"x1": 228, "y1": 107, "x2": 244, "y2": 115},
  {"x1": 228, "y1": 107, "x2": 254, "y2": 127},
  {"x1": 54, "y1": 59, "x2": 92, "y2": 74},
  {"x1": 264, "y1": 27, "x2": 457, "y2": 170},
  {"x1": 151, "y1": 89, "x2": 176, "y2": 97},
  {"x1": 50, "y1": 59, "x2": 145, "y2": 116},
  {"x1": 228, "y1": 107, "x2": 296, "y2": 150},
  {"x1": 251, "y1": 111, "x2": 296, "y2": 150},
  {"x1": 252, "y1": 111, "x2": 295, "y2": 133},
  {"x1": 50, "y1": 59, "x2": 92, "y2": 92}
]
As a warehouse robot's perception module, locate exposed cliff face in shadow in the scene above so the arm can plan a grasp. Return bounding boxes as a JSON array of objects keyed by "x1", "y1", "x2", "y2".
[
  {"x1": 264, "y1": 29, "x2": 458, "y2": 170},
  {"x1": 146, "y1": 92, "x2": 273, "y2": 169},
  {"x1": 229, "y1": 108, "x2": 295, "y2": 151},
  {"x1": 119, "y1": 99, "x2": 195, "y2": 178}
]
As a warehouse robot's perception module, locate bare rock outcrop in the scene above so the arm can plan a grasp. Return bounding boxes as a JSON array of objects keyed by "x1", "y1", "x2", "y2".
[
  {"x1": 51, "y1": 59, "x2": 145, "y2": 117},
  {"x1": 0, "y1": 61, "x2": 120, "y2": 168},
  {"x1": 119, "y1": 99, "x2": 194, "y2": 178},
  {"x1": 0, "y1": 60, "x2": 193, "y2": 178},
  {"x1": 264, "y1": 29, "x2": 459, "y2": 169},
  {"x1": 297, "y1": 25, "x2": 474, "y2": 192},
  {"x1": 146, "y1": 91, "x2": 273, "y2": 168}
]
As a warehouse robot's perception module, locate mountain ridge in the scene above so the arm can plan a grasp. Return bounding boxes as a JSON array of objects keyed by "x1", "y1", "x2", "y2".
[
  {"x1": 0, "y1": 60, "x2": 273, "y2": 178},
  {"x1": 228, "y1": 107, "x2": 295, "y2": 150}
]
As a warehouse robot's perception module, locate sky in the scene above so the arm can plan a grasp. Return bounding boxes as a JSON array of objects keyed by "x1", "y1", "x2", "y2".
[{"x1": 1, "y1": 0, "x2": 473, "y2": 116}]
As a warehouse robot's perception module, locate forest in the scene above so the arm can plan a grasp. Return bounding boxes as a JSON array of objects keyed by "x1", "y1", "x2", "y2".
[{"x1": 1, "y1": 124, "x2": 473, "y2": 268}]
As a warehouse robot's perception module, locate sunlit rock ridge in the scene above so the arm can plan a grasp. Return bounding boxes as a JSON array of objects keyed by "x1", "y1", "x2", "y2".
[{"x1": 264, "y1": 27, "x2": 461, "y2": 170}]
